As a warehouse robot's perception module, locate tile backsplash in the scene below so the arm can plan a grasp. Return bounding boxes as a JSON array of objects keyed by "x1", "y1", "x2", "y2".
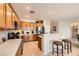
[
  {"x1": 0, "y1": 29, "x2": 35, "y2": 40},
  {"x1": 0, "y1": 30, "x2": 22, "y2": 40},
  {"x1": 0, "y1": 30, "x2": 7, "y2": 40}
]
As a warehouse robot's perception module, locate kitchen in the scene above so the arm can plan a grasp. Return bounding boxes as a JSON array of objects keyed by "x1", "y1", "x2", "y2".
[
  {"x1": 1, "y1": 3, "x2": 79, "y2": 56},
  {"x1": 0, "y1": 3, "x2": 44, "y2": 56}
]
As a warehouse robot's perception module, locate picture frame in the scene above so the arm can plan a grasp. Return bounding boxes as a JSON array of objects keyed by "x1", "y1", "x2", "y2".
[{"x1": 50, "y1": 21, "x2": 59, "y2": 34}]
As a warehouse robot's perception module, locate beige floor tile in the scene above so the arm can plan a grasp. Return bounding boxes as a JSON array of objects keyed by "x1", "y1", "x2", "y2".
[
  {"x1": 22, "y1": 41, "x2": 43, "y2": 56},
  {"x1": 22, "y1": 39, "x2": 79, "y2": 56}
]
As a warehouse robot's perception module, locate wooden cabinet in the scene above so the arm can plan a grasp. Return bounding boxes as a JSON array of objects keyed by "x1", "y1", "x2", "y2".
[
  {"x1": 12, "y1": 11, "x2": 15, "y2": 29},
  {"x1": 32, "y1": 34, "x2": 38, "y2": 41},
  {"x1": 30, "y1": 22, "x2": 34, "y2": 30},
  {"x1": 29, "y1": 22, "x2": 37, "y2": 30},
  {"x1": 21, "y1": 22, "x2": 27, "y2": 29},
  {"x1": 38, "y1": 36, "x2": 42, "y2": 50},
  {"x1": 0, "y1": 3, "x2": 20, "y2": 30},
  {"x1": 14, "y1": 14, "x2": 21, "y2": 29},
  {"x1": 21, "y1": 22, "x2": 31, "y2": 30},
  {"x1": 33, "y1": 23, "x2": 36, "y2": 30},
  {"x1": 21, "y1": 22, "x2": 36, "y2": 30},
  {"x1": 6, "y1": 4, "x2": 13, "y2": 29},
  {"x1": 0, "y1": 3, "x2": 5, "y2": 29},
  {"x1": 31, "y1": 23, "x2": 36, "y2": 30}
]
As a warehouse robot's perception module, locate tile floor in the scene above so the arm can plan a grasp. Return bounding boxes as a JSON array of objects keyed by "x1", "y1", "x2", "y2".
[
  {"x1": 47, "y1": 44, "x2": 79, "y2": 56},
  {"x1": 22, "y1": 39, "x2": 79, "y2": 56},
  {"x1": 22, "y1": 41, "x2": 43, "y2": 56}
]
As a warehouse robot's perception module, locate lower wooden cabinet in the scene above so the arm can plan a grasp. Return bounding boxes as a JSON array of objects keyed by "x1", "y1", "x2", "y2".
[
  {"x1": 31, "y1": 34, "x2": 38, "y2": 41},
  {"x1": 38, "y1": 37, "x2": 42, "y2": 50}
]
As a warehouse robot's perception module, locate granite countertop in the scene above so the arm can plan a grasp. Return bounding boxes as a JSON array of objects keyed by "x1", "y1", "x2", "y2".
[
  {"x1": 0, "y1": 39, "x2": 22, "y2": 56},
  {"x1": 38, "y1": 34, "x2": 43, "y2": 38}
]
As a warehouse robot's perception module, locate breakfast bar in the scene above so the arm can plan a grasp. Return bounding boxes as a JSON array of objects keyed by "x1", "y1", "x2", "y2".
[{"x1": 0, "y1": 39, "x2": 23, "y2": 56}]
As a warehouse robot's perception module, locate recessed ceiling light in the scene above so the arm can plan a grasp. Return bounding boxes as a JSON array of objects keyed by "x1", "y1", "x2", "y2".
[
  {"x1": 26, "y1": 6, "x2": 30, "y2": 10},
  {"x1": 13, "y1": 13, "x2": 15, "y2": 16},
  {"x1": 30, "y1": 10, "x2": 35, "y2": 13},
  {"x1": 26, "y1": 15, "x2": 29, "y2": 18},
  {"x1": 48, "y1": 12, "x2": 52, "y2": 15},
  {"x1": 41, "y1": 17, "x2": 44, "y2": 20}
]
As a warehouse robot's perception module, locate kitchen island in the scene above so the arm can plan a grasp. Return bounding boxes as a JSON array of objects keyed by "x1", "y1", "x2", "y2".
[{"x1": 0, "y1": 39, "x2": 23, "y2": 56}]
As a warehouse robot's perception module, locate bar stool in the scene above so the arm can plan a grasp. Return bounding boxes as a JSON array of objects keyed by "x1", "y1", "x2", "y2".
[
  {"x1": 52, "y1": 40, "x2": 63, "y2": 56},
  {"x1": 62, "y1": 39, "x2": 72, "y2": 54}
]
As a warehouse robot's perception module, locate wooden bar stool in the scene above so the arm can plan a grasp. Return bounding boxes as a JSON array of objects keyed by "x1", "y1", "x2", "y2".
[
  {"x1": 52, "y1": 41, "x2": 63, "y2": 56},
  {"x1": 62, "y1": 39, "x2": 72, "y2": 54}
]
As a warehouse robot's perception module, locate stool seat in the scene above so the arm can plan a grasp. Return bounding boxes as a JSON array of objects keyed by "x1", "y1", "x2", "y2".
[
  {"x1": 62, "y1": 39, "x2": 71, "y2": 43},
  {"x1": 53, "y1": 41, "x2": 62, "y2": 45}
]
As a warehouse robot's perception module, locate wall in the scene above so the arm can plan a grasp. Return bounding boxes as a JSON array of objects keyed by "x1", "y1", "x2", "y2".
[
  {"x1": 0, "y1": 30, "x2": 22, "y2": 41},
  {"x1": 24, "y1": 29, "x2": 36, "y2": 34},
  {"x1": 43, "y1": 20, "x2": 72, "y2": 55},
  {"x1": 0, "y1": 30, "x2": 7, "y2": 40},
  {"x1": 78, "y1": 24, "x2": 79, "y2": 34}
]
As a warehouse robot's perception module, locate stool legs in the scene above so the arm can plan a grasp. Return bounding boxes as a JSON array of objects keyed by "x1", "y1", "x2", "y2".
[
  {"x1": 70, "y1": 42, "x2": 72, "y2": 52},
  {"x1": 63, "y1": 41, "x2": 72, "y2": 54},
  {"x1": 67, "y1": 43, "x2": 69, "y2": 54},
  {"x1": 52, "y1": 44, "x2": 63, "y2": 56},
  {"x1": 52, "y1": 44, "x2": 54, "y2": 54},
  {"x1": 57, "y1": 45, "x2": 58, "y2": 56},
  {"x1": 62, "y1": 44, "x2": 63, "y2": 56},
  {"x1": 57, "y1": 45, "x2": 63, "y2": 56},
  {"x1": 64, "y1": 42, "x2": 66, "y2": 49}
]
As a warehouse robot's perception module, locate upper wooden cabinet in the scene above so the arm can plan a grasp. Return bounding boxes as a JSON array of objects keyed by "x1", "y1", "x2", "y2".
[
  {"x1": 12, "y1": 11, "x2": 15, "y2": 29},
  {"x1": 0, "y1": 3, "x2": 5, "y2": 29},
  {"x1": 5, "y1": 4, "x2": 20, "y2": 30},
  {"x1": 30, "y1": 22, "x2": 35, "y2": 30},
  {"x1": 21, "y1": 22, "x2": 27, "y2": 29},
  {"x1": 14, "y1": 14, "x2": 21, "y2": 29},
  {"x1": 33, "y1": 23, "x2": 36, "y2": 30},
  {"x1": 0, "y1": 3, "x2": 20, "y2": 30},
  {"x1": 6, "y1": 4, "x2": 13, "y2": 29},
  {"x1": 21, "y1": 22, "x2": 36, "y2": 30}
]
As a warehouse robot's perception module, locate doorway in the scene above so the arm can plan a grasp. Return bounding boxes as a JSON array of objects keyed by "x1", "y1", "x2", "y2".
[
  {"x1": 71, "y1": 22, "x2": 78, "y2": 39},
  {"x1": 72, "y1": 26, "x2": 78, "y2": 39}
]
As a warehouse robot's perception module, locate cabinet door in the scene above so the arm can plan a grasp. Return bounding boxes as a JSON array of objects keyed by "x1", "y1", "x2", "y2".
[
  {"x1": 6, "y1": 4, "x2": 13, "y2": 29},
  {"x1": 30, "y1": 22, "x2": 34, "y2": 30},
  {"x1": 21, "y1": 22, "x2": 27, "y2": 29},
  {"x1": 30, "y1": 23, "x2": 36, "y2": 30},
  {"x1": 0, "y1": 3, "x2": 5, "y2": 29},
  {"x1": 17, "y1": 18, "x2": 21, "y2": 29},
  {"x1": 21, "y1": 22, "x2": 36, "y2": 30},
  {"x1": 33, "y1": 23, "x2": 36, "y2": 30},
  {"x1": 12, "y1": 11, "x2": 15, "y2": 29},
  {"x1": 15, "y1": 15, "x2": 20, "y2": 29}
]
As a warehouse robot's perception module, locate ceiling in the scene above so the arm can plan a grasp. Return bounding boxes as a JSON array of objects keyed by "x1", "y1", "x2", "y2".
[{"x1": 11, "y1": 3, "x2": 79, "y2": 22}]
